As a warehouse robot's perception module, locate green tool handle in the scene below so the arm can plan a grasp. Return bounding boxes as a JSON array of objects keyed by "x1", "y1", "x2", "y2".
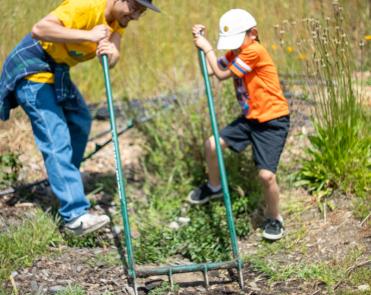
[
  {"x1": 101, "y1": 55, "x2": 137, "y2": 283},
  {"x1": 197, "y1": 48, "x2": 240, "y2": 260}
]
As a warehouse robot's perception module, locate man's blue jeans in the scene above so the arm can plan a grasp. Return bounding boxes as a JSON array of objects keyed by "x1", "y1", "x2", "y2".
[{"x1": 15, "y1": 79, "x2": 91, "y2": 222}]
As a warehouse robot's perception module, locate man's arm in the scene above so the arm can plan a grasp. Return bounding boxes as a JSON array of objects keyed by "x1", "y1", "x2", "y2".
[
  {"x1": 31, "y1": 14, "x2": 110, "y2": 43},
  {"x1": 96, "y1": 32, "x2": 121, "y2": 68}
]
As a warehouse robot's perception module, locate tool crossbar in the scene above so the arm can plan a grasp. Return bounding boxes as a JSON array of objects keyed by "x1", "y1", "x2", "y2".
[{"x1": 136, "y1": 259, "x2": 242, "y2": 277}]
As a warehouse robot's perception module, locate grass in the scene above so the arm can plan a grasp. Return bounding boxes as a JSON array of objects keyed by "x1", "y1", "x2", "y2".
[
  {"x1": 245, "y1": 227, "x2": 369, "y2": 292},
  {"x1": 87, "y1": 250, "x2": 122, "y2": 268},
  {"x1": 0, "y1": 209, "x2": 62, "y2": 284},
  {"x1": 55, "y1": 285, "x2": 114, "y2": 295},
  {"x1": 148, "y1": 282, "x2": 179, "y2": 295},
  {"x1": 55, "y1": 285, "x2": 86, "y2": 295},
  {"x1": 63, "y1": 231, "x2": 111, "y2": 248}
]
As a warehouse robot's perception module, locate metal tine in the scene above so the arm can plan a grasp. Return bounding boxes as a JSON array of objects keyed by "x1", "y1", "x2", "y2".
[
  {"x1": 133, "y1": 280, "x2": 138, "y2": 295},
  {"x1": 169, "y1": 268, "x2": 174, "y2": 290},
  {"x1": 238, "y1": 265, "x2": 244, "y2": 289},
  {"x1": 203, "y1": 265, "x2": 209, "y2": 289}
]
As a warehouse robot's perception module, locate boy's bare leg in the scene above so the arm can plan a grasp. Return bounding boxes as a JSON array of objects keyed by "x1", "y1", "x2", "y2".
[
  {"x1": 205, "y1": 136, "x2": 228, "y2": 187},
  {"x1": 258, "y1": 169, "x2": 280, "y2": 220}
]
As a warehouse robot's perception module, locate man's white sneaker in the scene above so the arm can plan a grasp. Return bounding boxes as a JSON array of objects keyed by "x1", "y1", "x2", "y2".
[{"x1": 64, "y1": 213, "x2": 110, "y2": 236}]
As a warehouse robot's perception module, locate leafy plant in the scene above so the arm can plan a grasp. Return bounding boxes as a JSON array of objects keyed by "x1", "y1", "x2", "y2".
[{"x1": 0, "y1": 152, "x2": 22, "y2": 189}]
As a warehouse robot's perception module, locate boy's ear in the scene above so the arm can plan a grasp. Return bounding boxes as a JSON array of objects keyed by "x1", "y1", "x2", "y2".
[{"x1": 249, "y1": 27, "x2": 258, "y2": 40}]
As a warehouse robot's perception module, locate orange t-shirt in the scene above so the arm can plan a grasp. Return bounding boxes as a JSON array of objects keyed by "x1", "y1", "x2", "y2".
[{"x1": 218, "y1": 40, "x2": 289, "y2": 123}]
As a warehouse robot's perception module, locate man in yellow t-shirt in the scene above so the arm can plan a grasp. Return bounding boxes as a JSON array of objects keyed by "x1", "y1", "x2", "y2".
[{"x1": 0, "y1": 0, "x2": 160, "y2": 236}]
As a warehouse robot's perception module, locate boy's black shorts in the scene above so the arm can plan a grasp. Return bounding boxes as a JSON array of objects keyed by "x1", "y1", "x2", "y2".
[{"x1": 219, "y1": 115, "x2": 290, "y2": 173}]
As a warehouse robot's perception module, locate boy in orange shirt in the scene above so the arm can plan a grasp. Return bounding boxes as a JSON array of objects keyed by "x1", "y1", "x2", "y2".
[{"x1": 189, "y1": 9, "x2": 290, "y2": 241}]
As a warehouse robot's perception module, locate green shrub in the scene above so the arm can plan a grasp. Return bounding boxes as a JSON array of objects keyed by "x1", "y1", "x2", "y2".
[{"x1": 132, "y1": 84, "x2": 262, "y2": 263}]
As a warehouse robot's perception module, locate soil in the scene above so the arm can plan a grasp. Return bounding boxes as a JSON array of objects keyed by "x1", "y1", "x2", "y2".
[{"x1": 0, "y1": 96, "x2": 370, "y2": 295}]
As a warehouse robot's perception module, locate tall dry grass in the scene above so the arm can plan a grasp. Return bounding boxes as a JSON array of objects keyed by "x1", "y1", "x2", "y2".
[
  {"x1": 274, "y1": 2, "x2": 371, "y2": 211},
  {"x1": 0, "y1": 0, "x2": 369, "y2": 101}
]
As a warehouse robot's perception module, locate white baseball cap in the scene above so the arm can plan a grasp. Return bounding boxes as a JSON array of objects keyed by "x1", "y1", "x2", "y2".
[{"x1": 217, "y1": 9, "x2": 257, "y2": 50}]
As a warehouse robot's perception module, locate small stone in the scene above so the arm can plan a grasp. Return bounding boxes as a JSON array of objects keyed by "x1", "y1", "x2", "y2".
[
  {"x1": 113, "y1": 225, "x2": 123, "y2": 236},
  {"x1": 169, "y1": 221, "x2": 180, "y2": 230},
  {"x1": 31, "y1": 281, "x2": 39, "y2": 292},
  {"x1": 49, "y1": 285, "x2": 64, "y2": 294},
  {"x1": 358, "y1": 284, "x2": 370, "y2": 291},
  {"x1": 11, "y1": 271, "x2": 18, "y2": 278},
  {"x1": 15, "y1": 202, "x2": 34, "y2": 208},
  {"x1": 178, "y1": 217, "x2": 191, "y2": 225},
  {"x1": 122, "y1": 284, "x2": 136, "y2": 295}
]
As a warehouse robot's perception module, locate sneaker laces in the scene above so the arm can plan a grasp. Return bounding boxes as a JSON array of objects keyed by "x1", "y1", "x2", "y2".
[{"x1": 264, "y1": 218, "x2": 284, "y2": 229}]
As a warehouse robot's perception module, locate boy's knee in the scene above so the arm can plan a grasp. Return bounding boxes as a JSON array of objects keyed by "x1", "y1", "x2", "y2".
[
  {"x1": 205, "y1": 136, "x2": 227, "y2": 155},
  {"x1": 205, "y1": 136, "x2": 217, "y2": 154},
  {"x1": 258, "y1": 169, "x2": 276, "y2": 185}
]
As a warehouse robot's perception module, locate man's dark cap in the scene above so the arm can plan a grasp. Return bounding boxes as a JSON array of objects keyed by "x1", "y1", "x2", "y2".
[{"x1": 135, "y1": 0, "x2": 160, "y2": 13}]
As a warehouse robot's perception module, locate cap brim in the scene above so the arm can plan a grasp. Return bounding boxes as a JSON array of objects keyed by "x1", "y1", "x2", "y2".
[
  {"x1": 217, "y1": 32, "x2": 245, "y2": 50},
  {"x1": 135, "y1": 0, "x2": 161, "y2": 12}
]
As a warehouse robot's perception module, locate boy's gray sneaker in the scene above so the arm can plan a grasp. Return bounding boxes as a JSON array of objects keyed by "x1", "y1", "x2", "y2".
[
  {"x1": 187, "y1": 183, "x2": 223, "y2": 205},
  {"x1": 262, "y1": 218, "x2": 284, "y2": 241},
  {"x1": 64, "y1": 213, "x2": 110, "y2": 236}
]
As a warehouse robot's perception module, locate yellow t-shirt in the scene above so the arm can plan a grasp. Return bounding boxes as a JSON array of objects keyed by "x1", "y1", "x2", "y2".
[{"x1": 27, "y1": 0, "x2": 124, "y2": 84}]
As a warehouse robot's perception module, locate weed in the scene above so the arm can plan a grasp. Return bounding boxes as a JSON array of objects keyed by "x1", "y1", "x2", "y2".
[
  {"x1": 148, "y1": 282, "x2": 179, "y2": 295},
  {"x1": 63, "y1": 231, "x2": 111, "y2": 248},
  {"x1": 0, "y1": 152, "x2": 22, "y2": 189},
  {"x1": 87, "y1": 251, "x2": 122, "y2": 268},
  {"x1": 56, "y1": 284, "x2": 86, "y2": 295}
]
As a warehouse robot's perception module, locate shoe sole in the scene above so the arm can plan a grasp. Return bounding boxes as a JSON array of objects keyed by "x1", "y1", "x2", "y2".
[
  {"x1": 262, "y1": 231, "x2": 284, "y2": 241},
  {"x1": 65, "y1": 218, "x2": 110, "y2": 236},
  {"x1": 187, "y1": 192, "x2": 223, "y2": 205}
]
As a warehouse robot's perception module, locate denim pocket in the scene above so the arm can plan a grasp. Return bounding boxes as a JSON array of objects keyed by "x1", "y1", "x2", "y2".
[
  {"x1": 15, "y1": 80, "x2": 42, "y2": 107},
  {"x1": 61, "y1": 97, "x2": 81, "y2": 111}
]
